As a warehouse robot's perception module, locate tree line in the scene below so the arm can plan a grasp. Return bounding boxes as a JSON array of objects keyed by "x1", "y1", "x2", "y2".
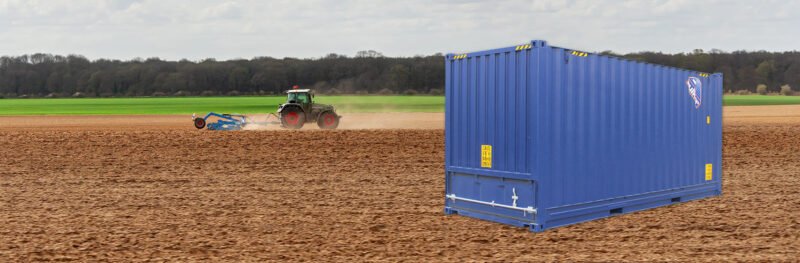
[
  {"x1": 0, "y1": 51, "x2": 443, "y2": 98},
  {"x1": 611, "y1": 49, "x2": 799, "y2": 94},
  {"x1": 0, "y1": 49, "x2": 797, "y2": 98}
]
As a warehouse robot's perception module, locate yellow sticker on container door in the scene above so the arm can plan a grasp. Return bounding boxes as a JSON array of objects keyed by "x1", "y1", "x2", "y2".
[
  {"x1": 481, "y1": 145, "x2": 492, "y2": 168},
  {"x1": 705, "y1": 163, "x2": 713, "y2": 181}
]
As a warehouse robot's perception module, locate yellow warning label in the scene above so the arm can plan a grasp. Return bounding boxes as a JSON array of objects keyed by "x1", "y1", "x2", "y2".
[
  {"x1": 481, "y1": 145, "x2": 492, "y2": 168},
  {"x1": 570, "y1": 51, "x2": 589, "y2": 57},
  {"x1": 515, "y1": 44, "x2": 532, "y2": 51},
  {"x1": 707, "y1": 116, "x2": 711, "y2": 125},
  {"x1": 705, "y1": 163, "x2": 713, "y2": 181}
]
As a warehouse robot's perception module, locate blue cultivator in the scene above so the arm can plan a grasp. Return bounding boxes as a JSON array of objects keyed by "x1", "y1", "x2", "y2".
[
  {"x1": 192, "y1": 112, "x2": 282, "y2": 131},
  {"x1": 192, "y1": 112, "x2": 248, "y2": 130}
]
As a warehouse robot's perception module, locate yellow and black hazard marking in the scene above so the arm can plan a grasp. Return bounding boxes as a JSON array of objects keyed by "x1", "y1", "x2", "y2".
[
  {"x1": 570, "y1": 51, "x2": 589, "y2": 57},
  {"x1": 453, "y1": 54, "x2": 468, "y2": 60},
  {"x1": 515, "y1": 44, "x2": 532, "y2": 51},
  {"x1": 698, "y1": 73, "x2": 710, "y2": 77}
]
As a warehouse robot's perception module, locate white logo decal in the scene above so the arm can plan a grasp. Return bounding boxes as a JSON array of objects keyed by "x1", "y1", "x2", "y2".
[{"x1": 686, "y1": 77, "x2": 702, "y2": 109}]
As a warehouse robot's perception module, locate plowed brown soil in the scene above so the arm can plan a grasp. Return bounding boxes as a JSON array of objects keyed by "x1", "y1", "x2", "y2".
[
  {"x1": 1, "y1": 108, "x2": 799, "y2": 262},
  {"x1": 0, "y1": 113, "x2": 445, "y2": 131}
]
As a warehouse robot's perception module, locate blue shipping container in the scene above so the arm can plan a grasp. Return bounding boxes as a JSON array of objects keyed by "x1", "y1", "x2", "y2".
[{"x1": 444, "y1": 40, "x2": 722, "y2": 232}]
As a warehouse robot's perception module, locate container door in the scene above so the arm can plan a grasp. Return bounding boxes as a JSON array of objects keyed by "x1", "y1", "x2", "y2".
[
  {"x1": 444, "y1": 47, "x2": 537, "y2": 225},
  {"x1": 706, "y1": 74, "x2": 723, "y2": 186}
]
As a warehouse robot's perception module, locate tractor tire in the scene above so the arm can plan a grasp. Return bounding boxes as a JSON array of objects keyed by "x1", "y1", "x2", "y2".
[
  {"x1": 317, "y1": 111, "x2": 339, "y2": 130},
  {"x1": 281, "y1": 107, "x2": 305, "y2": 129},
  {"x1": 193, "y1": 117, "x2": 206, "y2": 129}
]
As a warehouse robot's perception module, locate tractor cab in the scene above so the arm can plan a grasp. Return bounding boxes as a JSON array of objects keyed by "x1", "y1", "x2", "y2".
[{"x1": 286, "y1": 89, "x2": 313, "y2": 112}]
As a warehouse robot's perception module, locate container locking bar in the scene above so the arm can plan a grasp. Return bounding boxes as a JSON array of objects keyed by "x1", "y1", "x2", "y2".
[{"x1": 446, "y1": 194, "x2": 537, "y2": 215}]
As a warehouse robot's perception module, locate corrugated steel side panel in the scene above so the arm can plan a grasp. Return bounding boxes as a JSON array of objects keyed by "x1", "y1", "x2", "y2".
[{"x1": 535, "y1": 45, "x2": 722, "y2": 210}]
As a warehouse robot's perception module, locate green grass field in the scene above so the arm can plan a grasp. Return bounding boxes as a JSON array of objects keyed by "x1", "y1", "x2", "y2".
[
  {"x1": 0, "y1": 95, "x2": 797, "y2": 115},
  {"x1": 721, "y1": 95, "x2": 800, "y2": 106},
  {"x1": 0, "y1": 96, "x2": 445, "y2": 115}
]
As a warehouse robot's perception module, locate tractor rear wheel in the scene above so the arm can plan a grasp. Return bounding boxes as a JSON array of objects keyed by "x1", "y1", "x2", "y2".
[
  {"x1": 317, "y1": 111, "x2": 339, "y2": 130},
  {"x1": 193, "y1": 118, "x2": 206, "y2": 129},
  {"x1": 281, "y1": 107, "x2": 305, "y2": 129}
]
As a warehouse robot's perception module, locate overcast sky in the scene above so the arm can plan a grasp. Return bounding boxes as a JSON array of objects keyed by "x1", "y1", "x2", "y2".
[{"x1": 0, "y1": 0, "x2": 798, "y2": 60}]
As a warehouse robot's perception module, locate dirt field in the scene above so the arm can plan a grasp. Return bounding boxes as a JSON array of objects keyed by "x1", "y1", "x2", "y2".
[
  {"x1": 1, "y1": 106, "x2": 799, "y2": 262},
  {"x1": 0, "y1": 113, "x2": 445, "y2": 131}
]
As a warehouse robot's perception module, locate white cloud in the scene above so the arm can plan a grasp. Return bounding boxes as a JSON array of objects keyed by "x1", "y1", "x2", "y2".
[
  {"x1": 199, "y1": 1, "x2": 242, "y2": 20},
  {"x1": 0, "y1": 0, "x2": 798, "y2": 60}
]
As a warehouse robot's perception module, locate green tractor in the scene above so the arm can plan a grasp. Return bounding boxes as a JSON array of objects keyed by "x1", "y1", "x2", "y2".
[{"x1": 278, "y1": 87, "x2": 341, "y2": 129}]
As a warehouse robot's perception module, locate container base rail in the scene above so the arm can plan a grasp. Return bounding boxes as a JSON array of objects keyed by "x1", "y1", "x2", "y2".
[{"x1": 445, "y1": 182, "x2": 720, "y2": 232}]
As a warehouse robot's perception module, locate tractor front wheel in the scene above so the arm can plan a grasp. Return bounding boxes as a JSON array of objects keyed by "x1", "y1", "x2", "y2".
[
  {"x1": 281, "y1": 107, "x2": 305, "y2": 129},
  {"x1": 317, "y1": 111, "x2": 339, "y2": 130}
]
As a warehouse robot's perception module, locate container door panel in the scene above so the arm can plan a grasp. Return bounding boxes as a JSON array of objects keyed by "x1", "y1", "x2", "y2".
[
  {"x1": 446, "y1": 52, "x2": 531, "y2": 175},
  {"x1": 445, "y1": 49, "x2": 537, "y2": 225}
]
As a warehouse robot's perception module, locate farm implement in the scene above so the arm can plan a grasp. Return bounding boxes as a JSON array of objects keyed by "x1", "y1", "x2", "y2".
[
  {"x1": 192, "y1": 112, "x2": 247, "y2": 131},
  {"x1": 192, "y1": 112, "x2": 281, "y2": 131},
  {"x1": 192, "y1": 87, "x2": 341, "y2": 130}
]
